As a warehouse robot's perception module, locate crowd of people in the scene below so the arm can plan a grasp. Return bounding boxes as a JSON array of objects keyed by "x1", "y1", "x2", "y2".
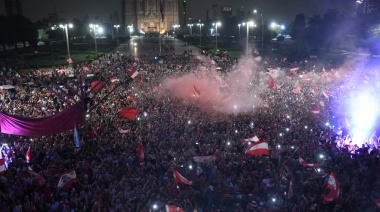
[{"x1": 0, "y1": 45, "x2": 379, "y2": 212}]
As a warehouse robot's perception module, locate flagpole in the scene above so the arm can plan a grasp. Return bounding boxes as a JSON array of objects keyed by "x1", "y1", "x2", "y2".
[{"x1": 159, "y1": 19, "x2": 161, "y2": 54}]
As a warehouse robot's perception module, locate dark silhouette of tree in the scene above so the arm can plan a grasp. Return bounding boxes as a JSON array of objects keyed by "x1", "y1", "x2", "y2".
[
  {"x1": 290, "y1": 13, "x2": 305, "y2": 41},
  {"x1": 305, "y1": 15, "x2": 322, "y2": 50}
]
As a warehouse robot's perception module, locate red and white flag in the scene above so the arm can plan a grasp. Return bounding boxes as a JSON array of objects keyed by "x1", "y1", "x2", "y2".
[
  {"x1": 58, "y1": 169, "x2": 77, "y2": 190},
  {"x1": 322, "y1": 90, "x2": 333, "y2": 99},
  {"x1": 311, "y1": 107, "x2": 320, "y2": 114},
  {"x1": 173, "y1": 170, "x2": 193, "y2": 185},
  {"x1": 127, "y1": 95, "x2": 138, "y2": 104},
  {"x1": 137, "y1": 142, "x2": 144, "y2": 162},
  {"x1": 119, "y1": 108, "x2": 140, "y2": 120},
  {"x1": 110, "y1": 77, "x2": 119, "y2": 84},
  {"x1": 242, "y1": 133, "x2": 259, "y2": 144},
  {"x1": 193, "y1": 86, "x2": 200, "y2": 98},
  {"x1": 331, "y1": 69, "x2": 340, "y2": 79},
  {"x1": 373, "y1": 199, "x2": 380, "y2": 208},
  {"x1": 128, "y1": 69, "x2": 141, "y2": 79},
  {"x1": 267, "y1": 75, "x2": 276, "y2": 89},
  {"x1": 0, "y1": 159, "x2": 6, "y2": 174},
  {"x1": 28, "y1": 165, "x2": 46, "y2": 187},
  {"x1": 165, "y1": 204, "x2": 186, "y2": 212},
  {"x1": 293, "y1": 82, "x2": 301, "y2": 94},
  {"x1": 323, "y1": 172, "x2": 339, "y2": 203},
  {"x1": 299, "y1": 153, "x2": 319, "y2": 168},
  {"x1": 26, "y1": 147, "x2": 31, "y2": 163},
  {"x1": 193, "y1": 155, "x2": 216, "y2": 163},
  {"x1": 290, "y1": 67, "x2": 299, "y2": 74},
  {"x1": 119, "y1": 126, "x2": 130, "y2": 134},
  {"x1": 245, "y1": 141, "x2": 270, "y2": 156}
]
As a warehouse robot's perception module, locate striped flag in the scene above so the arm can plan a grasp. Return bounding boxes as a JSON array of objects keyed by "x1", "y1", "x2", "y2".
[
  {"x1": 322, "y1": 90, "x2": 333, "y2": 98},
  {"x1": 299, "y1": 153, "x2": 319, "y2": 168},
  {"x1": 26, "y1": 147, "x2": 31, "y2": 163},
  {"x1": 173, "y1": 170, "x2": 193, "y2": 185},
  {"x1": 323, "y1": 172, "x2": 339, "y2": 203},
  {"x1": 242, "y1": 133, "x2": 259, "y2": 144},
  {"x1": 245, "y1": 141, "x2": 270, "y2": 156},
  {"x1": 165, "y1": 204, "x2": 185, "y2": 212},
  {"x1": 27, "y1": 165, "x2": 46, "y2": 187},
  {"x1": 193, "y1": 86, "x2": 200, "y2": 98},
  {"x1": 311, "y1": 107, "x2": 320, "y2": 114},
  {"x1": 58, "y1": 169, "x2": 77, "y2": 190},
  {"x1": 128, "y1": 69, "x2": 141, "y2": 79}
]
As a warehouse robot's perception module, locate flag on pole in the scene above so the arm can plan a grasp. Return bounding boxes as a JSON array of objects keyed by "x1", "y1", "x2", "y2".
[
  {"x1": 242, "y1": 133, "x2": 259, "y2": 144},
  {"x1": 173, "y1": 170, "x2": 193, "y2": 185},
  {"x1": 119, "y1": 108, "x2": 140, "y2": 120},
  {"x1": 165, "y1": 204, "x2": 186, "y2": 212},
  {"x1": 58, "y1": 169, "x2": 77, "y2": 190},
  {"x1": 137, "y1": 142, "x2": 144, "y2": 162},
  {"x1": 245, "y1": 141, "x2": 270, "y2": 156},
  {"x1": 193, "y1": 86, "x2": 200, "y2": 98},
  {"x1": 323, "y1": 172, "x2": 339, "y2": 203},
  {"x1": 27, "y1": 165, "x2": 46, "y2": 187},
  {"x1": 26, "y1": 147, "x2": 31, "y2": 163},
  {"x1": 74, "y1": 123, "x2": 80, "y2": 148},
  {"x1": 298, "y1": 153, "x2": 319, "y2": 168},
  {"x1": 129, "y1": 69, "x2": 141, "y2": 79},
  {"x1": 0, "y1": 159, "x2": 6, "y2": 174}
]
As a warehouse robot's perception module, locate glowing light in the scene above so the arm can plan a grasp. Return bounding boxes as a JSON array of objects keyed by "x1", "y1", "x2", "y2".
[
  {"x1": 325, "y1": 122, "x2": 329, "y2": 126},
  {"x1": 188, "y1": 120, "x2": 191, "y2": 124},
  {"x1": 137, "y1": 117, "x2": 140, "y2": 121},
  {"x1": 317, "y1": 168, "x2": 321, "y2": 172},
  {"x1": 153, "y1": 204, "x2": 158, "y2": 209},
  {"x1": 227, "y1": 142, "x2": 231, "y2": 145},
  {"x1": 291, "y1": 146, "x2": 294, "y2": 149},
  {"x1": 235, "y1": 130, "x2": 238, "y2": 133},
  {"x1": 279, "y1": 133, "x2": 283, "y2": 136},
  {"x1": 189, "y1": 165, "x2": 193, "y2": 169},
  {"x1": 272, "y1": 198, "x2": 276, "y2": 202},
  {"x1": 304, "y1": 126, "x2": 308, "y2": 129},
  {"x1": 319, "y1": 154, "x2": 324, "y2": 159},
  {"x1": 286, "y1": 128, "x2": 289, "y2": 131},
  {"x1": 234, "y1": 105, "x2": 237, "y2": 109},
  {"x1": 144, "y1": 112, "x2": 147, "y2": 117}
]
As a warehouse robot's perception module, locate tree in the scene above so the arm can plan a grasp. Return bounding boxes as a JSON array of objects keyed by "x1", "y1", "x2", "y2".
[
  {"x1": 290, "y1": 13, "x2": 305, "y2": 41},
  {"x1": 305, "y1": 15, "x2": 323, "y2": 50}
]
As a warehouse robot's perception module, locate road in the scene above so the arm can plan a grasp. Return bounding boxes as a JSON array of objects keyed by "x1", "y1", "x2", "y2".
[{"x1": 113, "y1": 36, "x2": 202, "y2": 58}]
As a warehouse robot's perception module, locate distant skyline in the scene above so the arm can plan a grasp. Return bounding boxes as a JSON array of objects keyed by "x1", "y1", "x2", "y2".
[{"x1": 0, "y1": 0, "x2": 356, "y2": 24}]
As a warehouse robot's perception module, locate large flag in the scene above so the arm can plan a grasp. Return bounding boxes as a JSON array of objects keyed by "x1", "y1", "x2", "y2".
[
  {"x1": 128, "y1": 69, "x2": 141, "y2": 79},
  {"x1": 242, "y1": 133, "x2": 259, "y2": 144},
  {"x1": 165, "y1": 205, "x2": 185, "y2": 212},
  {"x1": 119, "y1": 108, "x2": 140, "y2": 120},
  {"x1": 58, "y1": 169, "x2": 77, "y2": 190},
  {"x1": 298, "y1": 153, "x2": 319, "y2": 168},
  {"x1": 26, "y1": 147, "x2": 31, "y2": 163},
  {"x1": 127, "y1": 95, "x2": 138, "y2": 104},
  {"x1": 193, "y1": 86, "x2": 200, "y2": 98},
  {"x1": 173, "y1": 170, "x2": 193, "y2": 185},
  {"x1": 323, "y1": 172, "x2": 339, "y2": 203},
  {"x1": 193, "y1": 155, "x2": 216, "y2": 163},
  {"x1": 137, "y1": 142, "x2": 144, "y2": 162},
  {"x1": 28, "y1": 165, "x2": 46, "y2": 187},
  {"x1": 245, "y1": 141, "x2": 270, "y2": 156},
  {"x1": 0, "y1": 159, "x2": 6, "y2": 174},
  {"x1": 74, "y1": 123, "x2": 80, "y2": 148},
  {"x1": 267, "y1": 75, "x2": 276, "y2": 88}
]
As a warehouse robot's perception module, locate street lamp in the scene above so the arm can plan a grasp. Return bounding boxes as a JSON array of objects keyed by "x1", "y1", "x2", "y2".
[
  {"x1": 238, "y1": 24, "x2": 241, "y2": 39},
  {"x1": 114, "y1": 24, "x2": 120, "y2": 42},
  {"x1": 173, "y1": 25, "x2": 180, "y2": 35},
  {"x1": 187, "y1": 24, "x2": 193, "y2": 35},
  {"x1": 59, "y1": 23, "x2": 73, "y2": 60},
  {"x1": 212, "y1": 22, "x2": 221, "y2": 52},
  {"x1": 197, "y1": 23, "x2": 203, "y2": 47},
  {"x1": 89, "y1": 24, "x2": 99, "y2": 56},
  {"x1": 254, "y1": 10, "x2": 264, "y2": 55},
  {"x1": 244, "y1": 21, "x2": 254, "y2": 55}
]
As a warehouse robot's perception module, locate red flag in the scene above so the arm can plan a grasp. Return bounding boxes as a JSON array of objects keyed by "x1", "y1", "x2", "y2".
[
  {"x1": 165, "y1": 204, "x2": 186, "y2": 212},
  {"x1": 173, "y1": 170, "x2": 193, "y2": 185},
  {"x1": 311, "y1": 107, "x2": 320, "y2": 114},
  {"x1": 110, "y1": 77, "x2": 119, "y2": 84},
  {"x1": 58, "y1": 169, "x2": 77, "y2": 190},
  {"x1": 66, "y1": 58, "x2": 74, "y2": 64},
  {"x1": 242, "y1": 133, "x2": 259, "y2": 144},
  {"x1": 128, "y1": 69, "x2": 141, "y2": 79},
  {"x1": 245, "y1": 141, "x2": 270, "y2": 156},
  {"x1": 0, "y1": 159, "x2": 6, "y2": 174},
  {"x1": 193, "y1": 86, "x2": 200, "y2": 98},
  {"x1": 137, "y1": 142, "x2": 144, "y2": 162},
  {"x1": 28, "y1": 165, "x2": 46, "y2": 187},
  {"x1": 90, "y1": 81, "x2": 103, "y2": 92},
  {"x1": 323, "y1": 172, "x2": 339, "y2": 203},
  {"x1": 119, "y1": 108, "x2": 140, "y2": 120},
  {"x1": 293, "y1": 81, "x2": 301, "y2": 94},
  {"x1": 127, "y1": 95, "x2": 138, "y2": 104},
  {"x1": 267, "y1": 75, "x2": 276, "y2": 88},
  {"x1": 290, "y1": 67, "x2": 299, "y2": 74},
  {"x1": 26, "y1": 147, "x2": 31, "y2": 162},
  {"x1": 322, "y1": 90, "x2": 333, "y2": 98},
  {"x1": 298, "y1": 153, "x2": 319, "y2": 168}
]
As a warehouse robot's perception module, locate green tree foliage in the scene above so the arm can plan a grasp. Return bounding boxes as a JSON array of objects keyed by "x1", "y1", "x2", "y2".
[{"x1": 0, "y1": 15, "x2": 38, "y2": 50}]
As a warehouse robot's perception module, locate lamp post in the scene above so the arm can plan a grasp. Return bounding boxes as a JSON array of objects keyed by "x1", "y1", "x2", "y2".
[
  {"x1": 114, "y1": 24, "x2": 120, "y2": 43},
  {"x1": 244, "y1": 21, "x2": 254, "y2": 56},
  {"x1": 89, "y1": 24, "x2": 99, "y2": 56},
  {"x1": 187, "y1": 24, "x2": 193, "y2": 35},
  {"x1": 59, "y1": 23, "x2": 73, "y2": 60},
  {"x1": 212, "y1": 22, "x2": 221, "y2": 52},
  {"x1": 197, "y1": 23, "x2": 203, "y2": 47},
  {"x1": 173, "y1": 24, "x2": 180, "y2": 36},
  {"x1": 238, "y1": 24, "x2": 241, "y2": 39}
]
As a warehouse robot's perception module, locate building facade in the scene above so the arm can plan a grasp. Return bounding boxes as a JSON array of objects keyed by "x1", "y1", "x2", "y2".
[
  {"x1": 122, "y1": 0, "x2": 180, "y2": 34},
  {"x1": 5, "y1": 0, "x2": 22, "y2": 16}
]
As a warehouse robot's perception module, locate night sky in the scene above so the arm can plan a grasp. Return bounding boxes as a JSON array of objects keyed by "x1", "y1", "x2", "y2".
[{"x1": 0, "y1": 0, "x2": 355, "y2": 24}]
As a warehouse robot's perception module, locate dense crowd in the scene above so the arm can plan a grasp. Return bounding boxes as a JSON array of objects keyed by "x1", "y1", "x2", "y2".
[{"x1": 0, "y1": 47, "x2": 379, "y2": 212}]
